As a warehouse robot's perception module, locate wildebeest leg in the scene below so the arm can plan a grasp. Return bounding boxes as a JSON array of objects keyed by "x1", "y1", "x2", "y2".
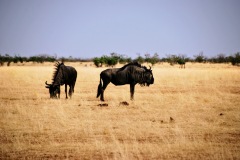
[
  {"x1": 130, "y1": 84, "x2": 135, "y2": 100},
  {"x1": 72, "y1": 81, "x2": 76, "y2": 93},
  {"x1": 69, "y1": 81, "x2": 76, "y2": 99},
  {"x1": 101, "y1": 81, "x2": 110, "y2": 101},
  {"x1": 97, "y1": 77, "x2": 102, "y2": 98},
  {"x1": 69, "y1": 85, "x2": 73, "y2": 98},
  {"x1": 58, "y1": 88, "x2": 60, "y2": 99},
  {"x1": 65, "y1": 84, "x2": 68, "y2": 99}
]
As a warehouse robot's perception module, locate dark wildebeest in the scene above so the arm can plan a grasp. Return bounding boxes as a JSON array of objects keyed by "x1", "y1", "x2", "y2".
[
  {"x1": 97, "y1": 62, "x2": 154, "y2": 101},
  {"x1": 45, "y1": 62, "x2": 77, "y2": 99}
]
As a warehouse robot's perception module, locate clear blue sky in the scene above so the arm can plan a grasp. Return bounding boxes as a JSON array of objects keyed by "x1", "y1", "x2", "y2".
[{"x1": 0, "y1": 0, "x2": 240, "y2": 58}]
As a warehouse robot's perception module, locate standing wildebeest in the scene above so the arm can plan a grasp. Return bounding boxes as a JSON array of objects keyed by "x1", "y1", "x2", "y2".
[
  {"x1": 45, "y1": 62, "x2": 77, "y2": 99},
  {"x1": 97, "y1": 62, "x2": 154, "y2": 101}
]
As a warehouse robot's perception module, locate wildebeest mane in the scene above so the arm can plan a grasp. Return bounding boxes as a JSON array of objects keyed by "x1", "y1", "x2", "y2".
[
  {"x1": 118, "y1": 62, "x2": 143, "y2": 72},
  {"x1": 52, "y1": 62, "x2": 63, "y2": 84}
]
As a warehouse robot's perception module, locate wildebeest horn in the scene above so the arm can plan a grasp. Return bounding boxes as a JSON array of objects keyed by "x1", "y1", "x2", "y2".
[{"x1": 45, "y1": 81, "x2": 51, "y2": 86}]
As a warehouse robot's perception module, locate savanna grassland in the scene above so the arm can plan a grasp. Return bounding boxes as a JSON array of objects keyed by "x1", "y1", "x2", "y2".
[{"x1": 0, "y1": 62, "x2": 240, "y2": 159}]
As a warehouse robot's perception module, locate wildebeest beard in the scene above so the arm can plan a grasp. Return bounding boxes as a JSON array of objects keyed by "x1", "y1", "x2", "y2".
[
  {"x1": 132, "y1": 71, "x2": 147, "y2": 86},
  {"x1": 134, "y1": 70, "x2": 153, "y2": 87}
]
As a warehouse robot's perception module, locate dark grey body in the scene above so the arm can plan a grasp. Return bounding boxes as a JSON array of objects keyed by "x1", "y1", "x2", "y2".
[
  {"x1": 97, "y1": 62, "x2": 154, "y2": 101},
  {"x1": 45, "y1": 62, "x2": 77, "y2": 99}
]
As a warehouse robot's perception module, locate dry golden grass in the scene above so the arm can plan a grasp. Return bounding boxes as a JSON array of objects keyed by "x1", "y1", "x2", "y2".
[{"x1": 0, "y1": 62, "x2": 240, "y2": 159}]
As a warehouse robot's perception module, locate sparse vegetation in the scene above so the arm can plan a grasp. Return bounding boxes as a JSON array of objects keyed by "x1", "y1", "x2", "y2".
[
  {"x1": 93, "y1": 53, "x2": 132, "y2": 67},
  {"x1": 229, "y1": 52, "x2": 240, "y2": 66},
  {"x1": 0, "y1": 62, "x2": 239, "y2": 159},
  {"x1": 144, "y1": 53, "x2": 160, "y2": 66},
  {"x1": 93, "y1": 52, "x2": 160, "y2": 67},
  {"x1": 1, "y1": 51, "x2": 240, "y2": 67},
  {"x1": 0, "y1": 54, "x2": 56, "y2": 66},
  {"x1": 194, "y1": 52, "x2": 207, "y2": 63}
]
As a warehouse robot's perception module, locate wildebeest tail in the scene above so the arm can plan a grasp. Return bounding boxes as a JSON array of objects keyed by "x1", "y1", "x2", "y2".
[{"x1": 96, "y1": 77, "x2": 102, "y2": 98}]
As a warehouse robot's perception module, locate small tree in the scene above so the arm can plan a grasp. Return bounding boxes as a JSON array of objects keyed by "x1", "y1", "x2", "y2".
[
  {"x1": 104, "y1": 55, "x2": 118, "y2": 67},
  {"x1": 194, "y1": 52, "x2": 206, "y2": 63},
  {"x1": 135, "y1": 53, "x2": 144, "y2": 64},
  {"x1": 215, "y1": 54, "x2": 226, "y2": 63},
  {"x1": 93, "y1": 57, "x2": 105, "y2": 67},
  {"x1": 93, "y1": 57, "x2": 101, "y2": 67},
  {"x1": 166, "y1": 54, "x2": 178, "y2": 65},
  {"x1": 144, "y1": 53, "x2": 151, "y2": 64},
  {"x1": 149, "y1": 53, "x2": 160, "y2": 66},
  {"x1": 229, "y1": 52, "x2": 240, "y2": 66},
  {"x1": 144, "y1": 53, "x2": 160, "y2": 66},
  {"x1": 0, "y1": 55, "x2": 3, "y2": 66},
  {"x1": 93, "y1": 54, "x2": 119, "y2": 67},
  {"x1": 119, "y1": 54, "x2": 132, "y2": 64},
  {"x1": 176, "y1": 55, "x2": 186, "y2": 68}
]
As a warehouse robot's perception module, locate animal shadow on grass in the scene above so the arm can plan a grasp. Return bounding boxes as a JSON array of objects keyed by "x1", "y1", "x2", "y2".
[
  {"x1": 97, "y1": 103, "x2": 108, "y2": 107},
  {"x1": 97, "y1": 101, "x2": 129, "y2": 107},
  {"x1": 119, "y1": 101, "x2": 129, "y2": 106}
]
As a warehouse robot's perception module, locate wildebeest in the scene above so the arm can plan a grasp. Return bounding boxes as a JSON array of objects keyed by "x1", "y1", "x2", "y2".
[
  {"x1": 97, "y1": 62, "x2": 154, "y2": 101},
  {"x1": 45, "y1": 62, "x2": 77, "y2": 99}
]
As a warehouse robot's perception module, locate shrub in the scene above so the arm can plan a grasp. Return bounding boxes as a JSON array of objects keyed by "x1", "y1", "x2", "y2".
[
  {"x1": 93, "y1": 57, "x2": 103, "y2": 67},
  {"x1": 229, "y1": 52, "x2": 240, "y2": 66}
]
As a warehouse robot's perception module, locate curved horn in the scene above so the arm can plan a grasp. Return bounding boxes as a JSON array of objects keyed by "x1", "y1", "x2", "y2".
[
  {"x1": 148, "y1": 66, "x2": 151, "y2": 70},
  {"x1": 45, "y1": 81, "x2": 51, "y2": 86}
]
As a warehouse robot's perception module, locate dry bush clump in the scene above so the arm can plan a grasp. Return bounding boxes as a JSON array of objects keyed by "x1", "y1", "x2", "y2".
[{"x1": 0, "y1": 62, "x2": 239, "y2": 159}]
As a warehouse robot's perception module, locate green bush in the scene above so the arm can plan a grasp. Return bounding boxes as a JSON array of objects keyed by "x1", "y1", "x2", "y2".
[
  {"x1": 135, "y1": 56, "x2": 144, "y2": 64},
  {"x1": 93, "y1": 53, "x2": 125, "y2": 67},
  {"x1": 93, "y1": 57, "x2": 103, "y2": 67},
  {"x1": 229, "y1": 52, "x2": 240, "y2": 66}
]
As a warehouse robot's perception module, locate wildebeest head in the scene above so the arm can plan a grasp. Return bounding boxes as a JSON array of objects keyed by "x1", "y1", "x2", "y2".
[
  {"x1": 142, "y1": 66, "x2": 154, "y2": 86},
  {"x1": 45, "y1": 81, "x2": 60, "y2": 98}
]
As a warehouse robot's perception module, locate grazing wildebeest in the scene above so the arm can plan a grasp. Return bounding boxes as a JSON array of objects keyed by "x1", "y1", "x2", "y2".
[
  {"x1": 97, "y1": 62, "x2": 154, "y2": 101},
  {"x1": 45, "y1": 62, "x2": 77, "y2": 99}
]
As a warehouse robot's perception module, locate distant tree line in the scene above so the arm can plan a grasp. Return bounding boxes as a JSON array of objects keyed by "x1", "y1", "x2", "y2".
[
  {"x1": 0, "y1": 54, "x2": 57, "y2": 66},
  {"x1": 1, "y1": 52, "x2": 239, "y2": 67},
  {"x1": 93, "y1": 52, "x2": 160, "y2": 67},
  {"x1": 93, "y1": 52, "x2": 240, "y2": 67},
  {"x1": 0, "y1": 54, "x2": 92, "y2": 66},
  {"x1": 192, "y1": 52, "x2": 240, "y2": 66}
]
